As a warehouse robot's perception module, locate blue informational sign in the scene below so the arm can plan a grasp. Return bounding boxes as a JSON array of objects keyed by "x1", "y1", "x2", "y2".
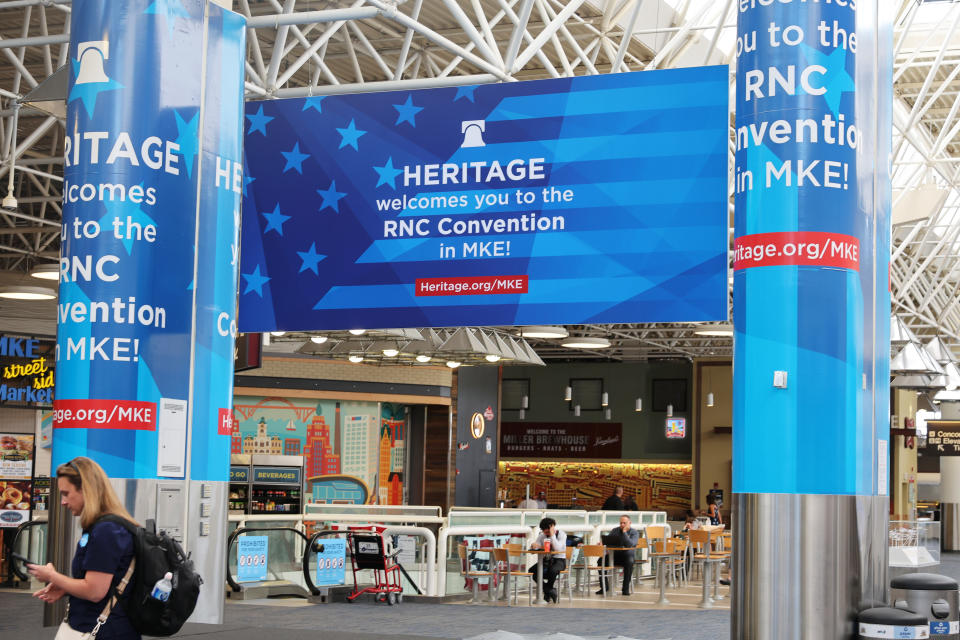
[
  {"x1": 239, "y1": 68, "x2": 729, "y2": 331},
  {"x1": 237, "y1": 536, "x2": 268, "y2": 583},
  {"x1": 52, "y1": 1, "x2": 244, "y2": 480},
  {"x1": 315, "y1": 538, "x2": 346, "y2": 586},
  {"x1": 252, "y1": 466, "x2": 301, "y2": 485},
  {"x1": 733, "y1": 1, "x2": 891, "y2": 494}
]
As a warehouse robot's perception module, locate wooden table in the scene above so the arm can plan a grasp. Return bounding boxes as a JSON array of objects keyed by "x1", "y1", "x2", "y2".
[
  {"x1": 648, "y1": 550, "x2": 681, "y2": 606},
  {"x1": 524, "y1": 548, "x2": 556, "y2": 604}
]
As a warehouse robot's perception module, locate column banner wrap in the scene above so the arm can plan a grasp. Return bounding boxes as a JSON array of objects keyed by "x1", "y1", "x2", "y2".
[
  {"x1": 733, "y1": 1, "x2": 891, "y2": 495},
  {"x1": 54, "y1": 0, "x2": 245, "y2": 481}
]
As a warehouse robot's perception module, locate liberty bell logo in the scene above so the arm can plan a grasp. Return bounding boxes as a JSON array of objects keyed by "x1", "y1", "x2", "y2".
[
  {"x1": 76, "y1": 41, "x2": 110, "y2": 84},
  {"x1": 460, "y1": 120, "x2": 486, "y2": 148}
]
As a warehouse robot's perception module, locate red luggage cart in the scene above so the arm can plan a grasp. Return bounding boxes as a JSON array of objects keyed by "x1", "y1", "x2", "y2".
[{"x1": 346, "y1": 526, "x2": 404, "y2": 605}]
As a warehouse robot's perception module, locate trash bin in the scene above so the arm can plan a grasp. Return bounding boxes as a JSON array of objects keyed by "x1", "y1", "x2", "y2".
[
  {"x1": 858, "y1": 607, "x2": 929, "y2": 639},
  {"x1": 891, "y1": 573, "x2": 960, "y2": 639}
]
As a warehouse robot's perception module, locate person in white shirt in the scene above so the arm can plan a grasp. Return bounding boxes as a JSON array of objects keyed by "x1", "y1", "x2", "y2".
[
  {"x1": 528, "y1": 517, "x2": 566, "y2": 603},
  {"x1": 535, "y1": 490, "x2": 548, "y2": 509},
  {"x1": 518, "y1": 495, "x2": 539, "y2": 509}
]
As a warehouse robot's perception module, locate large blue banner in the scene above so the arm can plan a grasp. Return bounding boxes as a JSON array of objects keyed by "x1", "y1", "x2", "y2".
[
  {"x1": 733, "y1": 2, "x2": 891, "y2": 494},
  {"x1": 239, "y1": 68, "x2": 729, "y2": 331},
  {"x1": 53, "y1": 1, "x2": 244, "y2": 480}
]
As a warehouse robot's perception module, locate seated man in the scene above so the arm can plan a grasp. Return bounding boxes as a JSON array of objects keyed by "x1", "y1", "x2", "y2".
[
  {"x1": 528, "y1": 517, "x2": 567, "y2": 603},
  {"x1": 597, "y1": 515, "x2": 639, "y2": 595}
]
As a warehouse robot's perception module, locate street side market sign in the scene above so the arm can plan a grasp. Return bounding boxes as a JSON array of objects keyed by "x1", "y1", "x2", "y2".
[{"x1": 0, "y1": 336, "x2": 54, "y2": 406}]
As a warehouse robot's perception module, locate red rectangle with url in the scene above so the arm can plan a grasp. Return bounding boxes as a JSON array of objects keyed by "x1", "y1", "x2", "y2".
[
  {"x1": 415, "y1": 275, "x2": 528, "y2": 296},
  {"x1": 734, "y1": 232, "x2": 860, "y2": 271},
  {"x1": 53, "y1": 399, "x2": 157, "y2": 431}
]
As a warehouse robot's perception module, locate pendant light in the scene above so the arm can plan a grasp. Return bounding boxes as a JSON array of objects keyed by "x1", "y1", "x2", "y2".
[{"x1": 635, "y1": 398, "x2": 643, "y2": 412}]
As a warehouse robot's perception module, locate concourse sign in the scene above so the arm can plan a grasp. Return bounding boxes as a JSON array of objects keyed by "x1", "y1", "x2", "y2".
[{"x1": 922, "y1": 421, "x2": 960, "y2": 457}]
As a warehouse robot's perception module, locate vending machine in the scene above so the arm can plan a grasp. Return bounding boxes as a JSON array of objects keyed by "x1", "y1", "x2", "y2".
[{"x1": 249, "y1": 455, "x2": 303, "y2": 515}]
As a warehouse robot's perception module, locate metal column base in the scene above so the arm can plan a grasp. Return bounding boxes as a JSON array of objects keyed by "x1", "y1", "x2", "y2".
[{"x1": 731, "y1": 493, "x2": 888, "y2": 640}]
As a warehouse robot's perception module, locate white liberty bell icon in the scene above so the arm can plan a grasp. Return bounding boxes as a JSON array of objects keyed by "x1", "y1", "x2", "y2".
[
  {"x1": 76, "y1": 41, "x2": 110, "y2": 84},
  {"x1": 460, "y1": 120, "x2": 486, "y2": 148}
]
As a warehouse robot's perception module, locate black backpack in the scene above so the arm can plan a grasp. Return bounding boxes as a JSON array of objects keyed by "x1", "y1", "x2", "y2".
[{"x1": 97, "y1": 515, "x2": 203, "y2": 636}]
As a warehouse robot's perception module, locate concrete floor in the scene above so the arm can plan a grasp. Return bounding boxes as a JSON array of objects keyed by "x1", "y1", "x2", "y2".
[{"x1": 8, "y1": 552, "x2": 960, "y2": 640}]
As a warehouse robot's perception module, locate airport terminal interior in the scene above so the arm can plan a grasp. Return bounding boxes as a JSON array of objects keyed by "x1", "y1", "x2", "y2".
[{"x1": 2, "y1": 1, "x2": 960, "y2": 639}]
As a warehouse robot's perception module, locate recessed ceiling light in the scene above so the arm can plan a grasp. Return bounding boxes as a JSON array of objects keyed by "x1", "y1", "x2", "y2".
[
  {"x1": 348, "y1": 355, "x2": 364, "y2": 363},
  {"x1": 416, "y1": 355, "x2": 431, "y2": 363},
  {"x1": 0, "y1": 285, "x2": 56, "y2": 300},
  {"x1": 382, "y1": 348, "x2": 399, "y2": 357},
  {"x1": 516, "y1": 325, "x2": 569, "y2": 339},
  {"x1": 29, "y1": 264, "x2": 59, "y2": 281},
  {"x1": 694, "y1": 323, "x2": 733, "y2": 337},
  {"x1": 310, "y1": 336, "x2": 328, "y2": 344},
  {"x1": 446, "y1": 360, "x2": 461, "y2": 368},
  {"x1": 348, "y1": 329, "x2": 366, "y2": 335},
  {"x1": 561, "y1": 336, "x2": 611, "y2": 349},
  {"x1": 270, "y1": 331, "x2": 286, "y2": 336},
  {"x1": 485, "y1": 354, "x2": 501, "y2": 362}
]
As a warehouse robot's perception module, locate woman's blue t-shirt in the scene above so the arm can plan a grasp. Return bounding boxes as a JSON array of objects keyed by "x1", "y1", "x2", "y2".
[{"x1": 68, "y1": 520, "x2": 140, "y2": 640}]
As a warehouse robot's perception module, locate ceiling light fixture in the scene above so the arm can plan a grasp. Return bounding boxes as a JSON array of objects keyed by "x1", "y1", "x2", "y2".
[
  {"x1": 446, "y1": 361, "x2": 461, "y2": 368},
  {"x1": 348, "y1": 329, "x2": 366, "y2": 335},
  {"x1": 484, "y1": 354, "x2": 501, "y2": 362},
  {"x1": 416, "y1": 354, "x2": 432, "y2": 363},
  {"x1": 574, "y1": 404, "x2": 581, "y2": 417},
  {"x1": 522, "y1": 395, "x2": 529, "y2": 409},
  {"x1": 694, "y1": 323, "x2": 733, "y2": 337},
  {"x1": 666, "y1": 404, "x2": 674, "y2": 417},
  {"x1": 605, "y1": 408, "x2": 612, "y2": 420},
  {"x1": 516, "y1": 325, "x2": 569, "y2": 339},
  {"x1": 270, "y1": 331, "x2": 286, "y2": 337},
  {"x1": 564, "y1": 385, "x2": 572, "y2": 401},
  {"x1": 601, "y1": 392, "x2": 609, "y2": 407},
  {"x1": 707, "y1": 393, "x2": 715, "y2": 407},
  {"x1": 382, "y1": 348, "x2": 399, "y2": 357},
  {"x1": 0, "y1": 285, "x2": 56, "y2": 300},
  {"x1": 310, "y1": 336, "x2": 328, "y2": 344},
  {"x1": 29, "y1": 264, "x2": 59, "y2": 281},
  {"x1": 348, "y1": 355, "x2": 364, "y2": 363},
  {"x1": 561, "y1": 336, "x2": 611, "y2": 349},
  {"x1": 635, "y1": 398, "x2": 643, "y2": 412}
]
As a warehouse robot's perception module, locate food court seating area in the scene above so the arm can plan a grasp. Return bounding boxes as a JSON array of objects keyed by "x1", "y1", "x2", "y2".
[{"x1": 456, "y1": 523, "x2": 731, "y2": 609}]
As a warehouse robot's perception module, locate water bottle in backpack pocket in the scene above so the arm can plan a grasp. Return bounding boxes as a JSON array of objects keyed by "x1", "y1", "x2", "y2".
[{"x1": 151, "y1": 572, "x2": 173, "y2": 602}]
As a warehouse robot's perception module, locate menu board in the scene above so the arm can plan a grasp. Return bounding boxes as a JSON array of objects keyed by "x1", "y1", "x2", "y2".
[
  {"x1": 0, "y1": 433, "x2": 34, "y2": 478},
  {"x1": 0, "y1": 433, "x2": 34, "y2": 528}
]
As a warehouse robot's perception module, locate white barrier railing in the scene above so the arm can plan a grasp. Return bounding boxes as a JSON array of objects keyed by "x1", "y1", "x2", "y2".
[
  {"x1": 383, "y1": 525, "x2": 437, "y2": 596},
  {"x1": 437, "y1": 524, "x2": 537, "y2": 596}
]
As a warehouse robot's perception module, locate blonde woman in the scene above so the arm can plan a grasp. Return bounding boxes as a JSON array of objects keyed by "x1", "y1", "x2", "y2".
[{"x1": 28, "y1": 457, "x2": 140, "y2": 640}]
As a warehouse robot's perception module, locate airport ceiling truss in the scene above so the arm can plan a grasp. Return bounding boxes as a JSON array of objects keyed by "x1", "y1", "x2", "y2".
[{"x1": 0, "y1": 0, "x2": 957, "y2": 363}]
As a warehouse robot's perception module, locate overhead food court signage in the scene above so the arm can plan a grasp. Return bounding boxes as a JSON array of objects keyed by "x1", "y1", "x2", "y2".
[
  {"x1": 0, "y1": 336, "x2": 54, "y2": 406},
  {"x1": 240, "y1": 67, "x2": 729, "y2": 331},
  {"x1": 500, "y1": 422, "x2": 622, "y2": 459}
]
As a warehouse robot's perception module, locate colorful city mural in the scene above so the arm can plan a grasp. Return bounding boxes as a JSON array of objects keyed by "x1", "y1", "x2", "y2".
[
  {"x1": 497, "y1": 461, "x2": 692, "y2": 514},
  {"x1": 231, "y1": 396, "x2": 408, "y2": 504}
]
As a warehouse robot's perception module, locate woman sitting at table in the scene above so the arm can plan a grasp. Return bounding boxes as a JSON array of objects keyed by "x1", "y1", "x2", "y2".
[{"x1": 529, "y1": 517, "x2": 566, "y2": 603}]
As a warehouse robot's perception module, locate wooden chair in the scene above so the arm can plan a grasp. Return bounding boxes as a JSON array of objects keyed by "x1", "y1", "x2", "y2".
[
  {"x1": 689, "y1": 529, "x2": 723, "y2": 589},
  {"x1": 457, "y1": 544, "x2": 498, "y2": 603},
  {"x1": 491, "y1": 547, "x2": 533, "y2": 606},
  {"x1": 503, "y1": 543, "x2": 535, "y2": 605},
  {"x1": 553, "y1": 545, "x2": 576, "y2": 603},
  {"x1": 644, "y1": 525, "x2": 667, "y2": 543},
  {"x1": 578, "y1": 544, "x2": 614, "y2": 597},
  {"x1": 663, "y1": 537, "x2": 689, "y2": 587}
]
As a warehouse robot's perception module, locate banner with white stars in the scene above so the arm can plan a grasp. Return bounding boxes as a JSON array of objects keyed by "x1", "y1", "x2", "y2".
[
  {"x1": 239, "y1": 68, "x2": 730, "y2": 332},
  {"x1": 733, "y1": 2, "x2": 892, "y2": 495},
  {"x1": 53, "y1": 0, "x2": 245, "y2": 481}
]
